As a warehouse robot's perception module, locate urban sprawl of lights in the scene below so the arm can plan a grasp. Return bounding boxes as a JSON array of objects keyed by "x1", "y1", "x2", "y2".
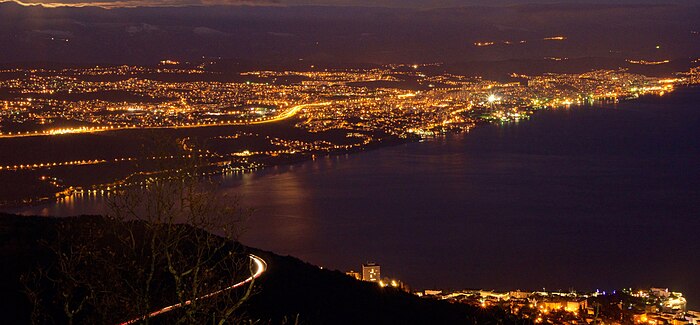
[{"x1": 1, "y1": 64, "x2": 699, "y2": 206}]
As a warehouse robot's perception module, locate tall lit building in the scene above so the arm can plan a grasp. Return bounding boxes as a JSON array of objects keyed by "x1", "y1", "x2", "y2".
[{"x1": 362, "y1": 262, "x2": 380, "y2": 282}]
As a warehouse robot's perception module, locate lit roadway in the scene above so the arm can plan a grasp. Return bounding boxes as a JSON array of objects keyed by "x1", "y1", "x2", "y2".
[
  {"x1": 246, "y1": 101, "x2": 330, "y2": 125},
  {"x1": 118, "y1": 254, "x2": 267, "y2": 325},
  {"x1": 0, "y1": 102, "x2": 331, "y2": 139}
]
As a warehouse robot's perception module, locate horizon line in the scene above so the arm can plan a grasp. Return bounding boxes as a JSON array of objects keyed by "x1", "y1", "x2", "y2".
[{"x1": 0, "y1": 0, "x2": 691, "y2": 10}]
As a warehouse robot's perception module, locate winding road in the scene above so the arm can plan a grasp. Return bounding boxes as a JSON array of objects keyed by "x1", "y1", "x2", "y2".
[
  {"x1": 246, "y1": 101, "x2": 331, "y2": 125},
  {"x1": 118, "y1": 254, "x2": 267, "y2": 325}
]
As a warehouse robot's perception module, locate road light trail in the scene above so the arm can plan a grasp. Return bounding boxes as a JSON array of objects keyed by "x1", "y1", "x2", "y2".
[
  {"x1": 245, "y1": 101, "x2": 330, "y2": 125},
  {"x1": 118, "y1": 254, "x2": 267, "y2": 325},
  {"x1": 0, "y1": 102, "x2": 331, "y2": 139}
]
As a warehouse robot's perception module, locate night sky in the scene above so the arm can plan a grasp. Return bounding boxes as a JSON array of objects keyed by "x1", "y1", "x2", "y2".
[
  {"x1": 5, "y1": 0, "x2": 698, "y2": 8},
  {"x1": 1, "y1": 0, "x2": 699, "y2": 66}
]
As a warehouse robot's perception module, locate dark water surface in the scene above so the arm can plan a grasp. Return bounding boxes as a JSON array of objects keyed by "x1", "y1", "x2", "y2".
[{"x1": 7, "y1": 88, "x2": 700, "y2": 307}]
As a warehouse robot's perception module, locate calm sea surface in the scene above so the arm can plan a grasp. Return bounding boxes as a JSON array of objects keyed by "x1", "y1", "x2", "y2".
[{"x1": 7, "y1": 87, "x2": 700, "y2": 307}]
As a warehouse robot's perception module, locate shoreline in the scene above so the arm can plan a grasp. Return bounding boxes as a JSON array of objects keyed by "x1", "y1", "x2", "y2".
[
  {"x1": 1, "y1": 85, "x2": 696, "y2": 212},
  {"x1": 0, "y1": 133, "x2": 418, "y2": 212}
]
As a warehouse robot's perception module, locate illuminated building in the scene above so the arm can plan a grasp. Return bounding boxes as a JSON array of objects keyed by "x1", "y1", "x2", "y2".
[
  {"x1": 362, "y1": 262, "x2": 380, "y2": 282},
  {"x1": 509, "y1": 290, "x2": 530, "y2": 299},
  {"x1": 377, "y1": 278, "x2": 409, "y2": 292},
  {"x1": 663, "y1": 294, "x2": 687, "y2": 313},
  {"x1": 346, "y1": 270, "x2": 362, "y2": 280},
  {"x1": 537, "y1": 299, "x2": 587, "y2": 313}
]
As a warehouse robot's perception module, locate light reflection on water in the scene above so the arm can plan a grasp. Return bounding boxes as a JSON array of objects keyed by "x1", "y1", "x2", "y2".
[
  {"x1": 233, "y1": 164, "x2": 318, "y2": 256},
  {"x1": 4, "y1": 88, "x2": 700, "y2": 308}
]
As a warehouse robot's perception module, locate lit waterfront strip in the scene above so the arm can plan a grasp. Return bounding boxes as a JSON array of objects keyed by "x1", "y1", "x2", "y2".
[{"x1": 118, "y1": 254, "x2": 267, "y2": 325}]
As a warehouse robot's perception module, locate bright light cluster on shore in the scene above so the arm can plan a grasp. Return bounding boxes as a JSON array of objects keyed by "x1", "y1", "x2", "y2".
[{"x1": 1, "y1": 63, "x2": 699, "y2": 205}]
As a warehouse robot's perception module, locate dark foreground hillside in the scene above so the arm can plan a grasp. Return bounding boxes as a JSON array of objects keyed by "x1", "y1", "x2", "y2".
[{"x1": 0, "y1": 213, "x2": 526, "y2": 324}]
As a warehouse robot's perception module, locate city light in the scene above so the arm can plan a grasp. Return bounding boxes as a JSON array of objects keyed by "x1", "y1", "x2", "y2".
[{"x1": 0, "y1": 63, "x2": 697, "y2": 207}]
